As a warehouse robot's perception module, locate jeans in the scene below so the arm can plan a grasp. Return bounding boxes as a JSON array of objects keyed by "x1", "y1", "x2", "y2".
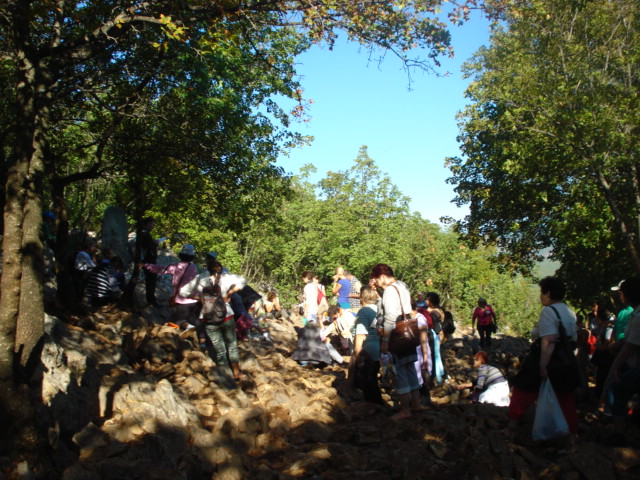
[
  {"x1": 205, "y1": 319, "x2": 238, "y2": 366},
  {"x1": 612, "y1": 367, "x2": 640, "y2": 417}
]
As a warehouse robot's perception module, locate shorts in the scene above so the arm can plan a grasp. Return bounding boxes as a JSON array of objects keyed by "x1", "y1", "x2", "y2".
[{"x1": 395, "y1": 356, "x2": 421, "y2": 395}]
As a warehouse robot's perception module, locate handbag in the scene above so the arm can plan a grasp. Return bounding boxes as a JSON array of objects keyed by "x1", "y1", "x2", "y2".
[
  {"x1": 512, "y1": 305, "x2": 579, "y2": 392},
  {"x1": 387, "y1": 285, "x2": 421, "y2": 357}
]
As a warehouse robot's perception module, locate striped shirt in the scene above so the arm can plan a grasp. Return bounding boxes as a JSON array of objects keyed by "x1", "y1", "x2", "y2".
[
  {"x1": 85, "y1": 265, "x2": 120, "y2": 300},
  {"x1": 476, "y1": 364, "x2": 506, "y2": 390}
]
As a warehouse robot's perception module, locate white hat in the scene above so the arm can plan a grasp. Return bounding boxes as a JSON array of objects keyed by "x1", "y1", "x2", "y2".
[
  {"x1": 611, "y1": 280, "x2": 625, "y2": 292},
  {"x1": 179, "y1": 244, "x2": 196, "y2": 256}
]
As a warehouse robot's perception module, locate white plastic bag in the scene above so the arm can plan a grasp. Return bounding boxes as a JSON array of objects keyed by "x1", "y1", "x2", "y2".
[{"x1": 532, "y1": 379, "x2": 569, "y2": 441}]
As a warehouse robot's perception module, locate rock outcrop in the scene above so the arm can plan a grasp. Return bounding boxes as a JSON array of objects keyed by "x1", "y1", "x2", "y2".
[{"x1": 7, "y1": 304, "x2": 640, "y2": 479}]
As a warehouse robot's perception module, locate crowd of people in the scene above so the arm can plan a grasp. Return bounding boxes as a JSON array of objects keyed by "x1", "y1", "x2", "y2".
[
  {"x1": 292, "y1": 262, "x2": 640, "y2": 445},
  {"x1": 61, "y1": 215, "x2": 640, "y2": 442}
]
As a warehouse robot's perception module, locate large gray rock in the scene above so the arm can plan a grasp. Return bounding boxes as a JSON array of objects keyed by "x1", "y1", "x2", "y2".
[{"x1": 101, "y1": 206, "x2": 130, "y2": 264}]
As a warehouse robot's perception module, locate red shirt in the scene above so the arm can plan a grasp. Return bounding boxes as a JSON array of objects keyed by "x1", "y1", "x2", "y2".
[{"x1": 473, "y1": 305, "x2": 495, "y2": 326}]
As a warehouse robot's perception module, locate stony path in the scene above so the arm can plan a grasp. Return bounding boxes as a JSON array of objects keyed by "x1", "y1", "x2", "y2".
[{"x1": 17, "y1": 305, "x2": 640, "y2": 479}]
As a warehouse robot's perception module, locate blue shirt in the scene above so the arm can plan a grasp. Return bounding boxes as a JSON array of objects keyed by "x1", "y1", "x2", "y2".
[{"x1": 337, "y1": 278, "x2": 351, "y2": 304}]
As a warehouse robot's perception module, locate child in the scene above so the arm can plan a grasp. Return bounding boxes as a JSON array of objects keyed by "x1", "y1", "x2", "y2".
[
  {"x1": 326, "y1": 304, "x2": 357, "y2": 354},
  {"x1": 348, "y1": 286, "x2": 383, "y2": 404}
]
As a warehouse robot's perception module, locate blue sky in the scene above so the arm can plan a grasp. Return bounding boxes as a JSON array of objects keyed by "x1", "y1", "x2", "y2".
[{"x1": 275, "y1": 13, "x2": 492, "y2": 225}]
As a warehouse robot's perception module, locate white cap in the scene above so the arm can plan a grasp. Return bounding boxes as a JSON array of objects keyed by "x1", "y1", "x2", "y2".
[{"x1": 611, "y1": 280, "x2": 625, "y2": 292}]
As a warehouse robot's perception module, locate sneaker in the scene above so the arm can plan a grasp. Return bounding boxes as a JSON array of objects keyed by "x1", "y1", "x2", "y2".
[{"x1": 180, "y1": 324, "x2": 196, "y2": 338}]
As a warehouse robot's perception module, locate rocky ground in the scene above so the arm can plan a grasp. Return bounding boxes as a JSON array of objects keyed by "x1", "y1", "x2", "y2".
[{"x1": 3, "y1": 289, "x2": 640, "y2": 479}]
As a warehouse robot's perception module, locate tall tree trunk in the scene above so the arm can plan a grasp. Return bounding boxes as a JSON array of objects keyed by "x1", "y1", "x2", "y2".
[
  {"x1": 596, "y1": 167, "x2": 640, "y2": 274},
  {"x1": 0, "y1": 4, "x2": 46, "y2": 449}
]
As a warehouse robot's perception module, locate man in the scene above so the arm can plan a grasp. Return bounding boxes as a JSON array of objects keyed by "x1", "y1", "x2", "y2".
[
  {"x1": 345, "y1": 270, "x2": 362, "y2": 313},
  {"x1": 603, "y1": 277, "x2": 640, "y2": 427},
  {"x1": 138, "y1": 217, "x2": 159, "y2": 307}
]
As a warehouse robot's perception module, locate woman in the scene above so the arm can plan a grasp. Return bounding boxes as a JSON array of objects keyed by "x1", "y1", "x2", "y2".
[
  {"x1": 371, "y1": 263, "x2": 427, "y2": 420},
  {"x1": 591, "y1": 308, "x2": 615, "y2": 398},
  {"x1": 348, "y1": 286, "x2": 383, "y2": 404},
  {"x1": 507, "y1": 276, "x2": 579, "y2": 440},
  {"x1": 472, "y1": 298, "x2": 497, "y2": 348},
  {"x1": 264, "y1": 291, "x2": 282, "y2": 319},
  {"x1": 332, "y1": 266, "x2": 351, "y2": 310},
  {"x1": 142, "y1": 244, "x2": 201, "y2": 340},
  {"x1": 181, "y1": 257, "x2": 246, "y2": 381},
  {"x1": 412, "y1": 300, "x2": 432, "y2": 406},
  {"x1": 457, "y1": 351, "x2": 510, "y2": 407}
]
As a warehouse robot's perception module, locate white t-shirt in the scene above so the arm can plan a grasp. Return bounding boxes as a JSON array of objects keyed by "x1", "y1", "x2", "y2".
[
  {"x1": 531, "y1": 302, "x2": 577, "y2": 342},
  {"x1": 382, "y1": 280, "x2": 412, "y2": 333},
  {"x1": 304, "y1": 282, "x2": 319, "y2": 315}
]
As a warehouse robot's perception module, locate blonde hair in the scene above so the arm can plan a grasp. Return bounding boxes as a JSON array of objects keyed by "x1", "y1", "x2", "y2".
[
  {"x1": 360, "y1": 286, "x2": 378, "y2": 305},
  {"x1": 335, "y1": 266, "x2": 345, "y2": 276}
]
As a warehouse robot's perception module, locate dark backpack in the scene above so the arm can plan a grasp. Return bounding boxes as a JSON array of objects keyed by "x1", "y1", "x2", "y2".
[
  {"x1": 201, "y1": 285, "x2": 227, "y2": 325},
  {"x1": 443, "y1": 310, "x2": 456, "y2": 335}
]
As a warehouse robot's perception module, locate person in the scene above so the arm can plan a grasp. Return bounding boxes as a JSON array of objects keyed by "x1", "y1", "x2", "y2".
[
  {"x1": 314, "y1": 274, "x2": 329, "y2": 320},
  {"x1": 611, "y1": 280, "x2": 633, "y2": 344},
  {"x1": 506, "y1": 276, "x2": 579, "y2": 441},
  {"x1": 587, "y1": 301, "x2": 600, "y2": 336},
  {"x1": 412, "y1": 300, "x2": 432, "y2": 406},
  {"x1": 602, "y1": 277, "x2": 640, "y2": 427},
  {"x1": 416, "y1": 292, "x2": 427, "y2": 309},
  {"x1": 426, "y1": 292, "x2": 446, "y2": 340},
  {"x1": 457, "y1": 351, "x2": 510, "y2": 407},
  {"x1": 85, "y1": 256, "x2": 125, "y2": 307},
  {"x1": 138, "y1": 217, "x2": 160, "y2": 307},
  {"x1": 205, "y1": 251, "x2": 257, "y2": 340},
  {"x1": 181, "y1": 257, "x2": 246, "y2": 381},
  {"x1": 574, "y1": 315, "x2": 593, "y2": 401},
  {"x1": 472, "y1": 298, "x2": 497, "y2": 348},
  {"x1": 332, "y1": 266, "x2": 351, "y2": 310},
  {"x1": 348, "y1": 286, "x2": 383, "y2": 404},
  {"x1": 264, "y1": 291, "x2": 282, "y2": 319},
  {"x1": 302, "y1": 270, "x2": 320, "y2": 323},
  {"x1": 292, "y1": 319, "x2": 334, "y2": 368},
  {"x1": 591, "y1": 308, "x2": 615, "y2": 399},
  {"x1": 73, "y1": 239, "x2": 97, "y2": 300},
  {"x1": 326, "y1": 304, "x2": 357, "y2": 354},
  {"x1": 142, "y1": 244, "x2": 201, "y2": 340},
  {"x1": 426, "y1": 292, "x2": 446, "y2": 384},
  {"x1": 371, "y1": 263, "x2": 426, "y2": 420},
  {"x1": 345, "y1": 270, "x2": 362, "y2": 313}
]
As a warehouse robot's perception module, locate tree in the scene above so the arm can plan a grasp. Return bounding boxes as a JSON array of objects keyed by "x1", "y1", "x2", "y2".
[
  {"x1": 0, "y1": 0, "x2": 507, "y2": 455},
  {"x1": 447, "y1": 0, "x2": 640, "y2": 302}
]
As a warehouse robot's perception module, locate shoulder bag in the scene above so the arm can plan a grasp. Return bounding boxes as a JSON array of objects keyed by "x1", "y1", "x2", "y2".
[
  {"x1": 387, "y1": 285, "x2": 421, "y2": 357},
  {"x1": 511, "y1": 305, "x2": 579, "y2": 392}
]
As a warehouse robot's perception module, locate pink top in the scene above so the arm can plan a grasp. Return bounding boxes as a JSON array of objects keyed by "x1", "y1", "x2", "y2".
[
  {"x1": 144, "y1": 261, "x2": 199, "y2": 304},
  {"x1": 473, "y1": 305, "x2": 495, "y2": 326}
]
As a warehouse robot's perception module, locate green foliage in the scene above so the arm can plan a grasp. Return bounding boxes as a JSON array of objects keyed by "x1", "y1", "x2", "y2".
[
  {"x1": 231, "y1": 146, "x2": 540, "y2": 336},
  {"x1": 447, "y1": 0, "x2": 640, "y2": 305}
]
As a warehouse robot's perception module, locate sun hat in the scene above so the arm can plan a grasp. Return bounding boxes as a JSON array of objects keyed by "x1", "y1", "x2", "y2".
[
  {"x1": 206, "y1": 251, "x2": 218, "y2": 259},
  {"x1": 179, "y1": 244, "x2": 196, "y2": 256}
]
